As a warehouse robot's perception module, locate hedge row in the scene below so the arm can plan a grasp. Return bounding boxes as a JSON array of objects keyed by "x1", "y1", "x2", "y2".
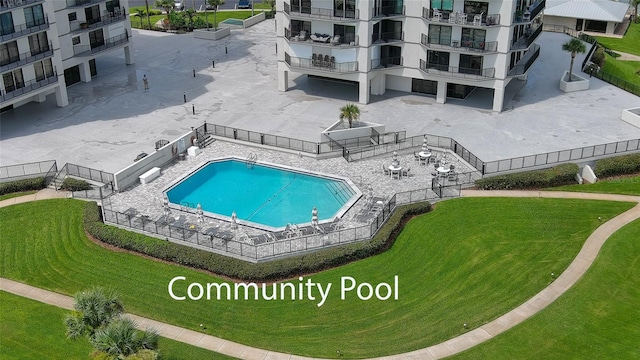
[
  {"x1": 594, "y1": 153, "x2": 640, "y2": 178},
  {"x1": 0, "y1": 177, "x2": 46, "y2": 196},
  {"x1": 84, "y1": 201, "x2": 431, "y2": 282},
  {"x1": 60, "y1": 178, "x2": 92, "y2": 191},
  {"x1": 475, "y1": 163, "x2": 579, "y2": 190}
]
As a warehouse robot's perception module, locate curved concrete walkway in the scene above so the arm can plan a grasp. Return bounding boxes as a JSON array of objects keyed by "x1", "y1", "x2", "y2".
[{"x1": 2, "y1": 190, "x2": 640, "y2": 359}]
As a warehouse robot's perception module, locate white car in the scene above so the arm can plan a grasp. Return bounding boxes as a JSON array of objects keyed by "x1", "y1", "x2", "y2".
[{"x1": 174, "y1": 1, "x2": 185, "y2": 10}]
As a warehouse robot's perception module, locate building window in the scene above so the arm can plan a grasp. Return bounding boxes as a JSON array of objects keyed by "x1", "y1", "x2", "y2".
[
  {"x1": 89, "y1": 29, "x2": 105, "y2": 48},
  {"x1": 431, "y1": 0, "x2": 453, "y2": 11},
  {"x1": 333, "y1": 24, "x2": 356, "y2": 44},
  {"x1": 290, "y1": 20, "x2": 311, "y2": 35},
  {"x1": 461, "y1": 28, "x2": 486, "y2": 49},
  {"x1": 28, "y1": 32, "x2": 49, "y2": 55},
  {"x1": 459, "y1": 54, "x2": 482, "y2": 74},
  {"x1": 0, "y1": 41, "x2": 19, "y2": 66},
  {"x1": 85, "y1": 5, "x2": 101, "y2": 24},
  {"x1": 0, "y1": 12, "x2": 14, "y2": 37},
  {"x1": 2, "y1": 68, "x2": 24, "y2": 93},
  {"x1": 106, "y1": 0, "x2": 121, "y2": 13},
  {"x1": 412, "y1": 79, "x2": 438, "y2": 95},
  {"x1": 34, "y1": 58, "x2": 54, "y2": 81},
  {"x1": 428, "y1": 25, "x2": 452, "y2": 45},
  {"x1": 24, "y1": 4, "x2": 45, "y2": 28},
  {"x1": 463, "y1": 1, "x2": 488, "y2": 16},
  {"x1": 427, "y1": 50, "x2": 450, "y2": 71},
  {"x1": 72, "y1": 36, "x2": 81, "y2": 45},
  {"x1": 334, "y1": 0, "x2": 356, "y2": 18},
  {"x1": 291, "y1": 0, "x2": 311, "y2": 14},
  {"x1": 68, "y1": 12, "x2": 77, "y2": 22}
]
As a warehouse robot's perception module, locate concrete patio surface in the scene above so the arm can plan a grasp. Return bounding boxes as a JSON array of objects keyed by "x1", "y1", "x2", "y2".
[{"x1": 1, "y1": 20, "x2": 639, "y2": 173}]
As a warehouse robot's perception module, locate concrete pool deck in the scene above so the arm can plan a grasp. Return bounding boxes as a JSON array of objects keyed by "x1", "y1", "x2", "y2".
[{"x1": 1, "y1": 20, "x2": 640, "y2": 173}]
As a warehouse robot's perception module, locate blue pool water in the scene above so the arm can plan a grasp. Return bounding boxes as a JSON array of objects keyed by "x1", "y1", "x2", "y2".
[{"x1": 165, "y1": 160, "x2": 357, "y2": 229}]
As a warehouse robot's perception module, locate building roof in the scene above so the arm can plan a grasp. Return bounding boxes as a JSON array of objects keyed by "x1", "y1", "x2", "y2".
[{"x1": 544, "y1": 0, "x2": 629, "y2": 22}]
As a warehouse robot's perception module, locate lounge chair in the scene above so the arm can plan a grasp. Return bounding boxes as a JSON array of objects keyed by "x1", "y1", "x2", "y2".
[{"x1": 331, "y1": 34, "x2": 340, "y2": 45}]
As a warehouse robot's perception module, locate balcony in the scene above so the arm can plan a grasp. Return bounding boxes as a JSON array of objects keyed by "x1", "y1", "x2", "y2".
[
  {"x1": 422, "y1": 8, "x2": 500, "y2": 27},
  {"x1": 511, "y1": 22, "x2": 542, "y2": 50},
  {"x1": 0, "y1": 0, "x2": 43, "y2": 12},
  {"x1": 0, "y1": 41, "x2": 53, "y2": 72},
  {"x1": 513, "y1": 0, "x2": 545, "y2": 24},
  {"x1": 70, "y1": 9, "x2": 127, "y2": 32},
  {"x1": 420, "y1": 34, "x2": 498, "y2": 54},
  {"x1": 284, "y1": 52, "x2": 358, "y2": 74},
  {"x1": 0, "y1": 14, "x2": 49, "y2": 42},
  {"x1": 419, "y1": 59, "x2": 495, "y2": 80},
  {"x1": 372, "y1": 4, "x2": 405, "y2": 18},
  {"x1": 372, "y1": 31, "x2": 403, "y2": 44},
  {"x1": 0, "y1": 71, "x2": 58, "y2": 104},
  {"x1": 65, "y1": 0, "x2": 107, "y2": 8},
  {"x1": 283, "y1": 2, "x2": 359, "y2": 21},
  {"x1": 73, "y1": 32, "x2": 128, "y2": 57},
  {"x1": 508, "y1": 44, "x2": 540, "y2": 76},
  {"x1": 371, "y1": 57, "x2": 403, "y2": 70},
  {"x1": 284, "y1": 29, "x2": 359, "y2": 47}
]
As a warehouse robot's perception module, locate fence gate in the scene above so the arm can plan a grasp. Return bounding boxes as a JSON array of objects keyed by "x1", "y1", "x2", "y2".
[{"x1": 431, "y1": 177, "x2": 443, "y2": 198}]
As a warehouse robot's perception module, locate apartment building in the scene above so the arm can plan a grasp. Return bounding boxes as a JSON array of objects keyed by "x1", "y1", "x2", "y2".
[
  {"x1": 277, "y1": 0, "x2": 545, "y2": 112},
  {"x1": 0, "y1": 0, "x2": 133, "y2": 112}
]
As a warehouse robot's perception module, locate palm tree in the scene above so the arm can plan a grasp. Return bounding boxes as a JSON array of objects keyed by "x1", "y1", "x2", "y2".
[
  {"x1": 264, "y1": 0, "x2": 276, "y2": 12},
  {"x1": 208, "y1": 0, "x2": 225, "y2": 31},
  {"x1": 135, "y1": 8, "x2": 147, "y2": 28},
  {"x1": 64, "y1": 287, "x2": 124, "y2": 340},
  {"x1": 339, "y1": 103, "x2": 360, "y2": 128},
  {"x1": 91, "y1": 317, "x2": 159, "y2": 358},
  {"x1": 633, "y1": 0, "x2": 640, "y2": 23},
  {"x1": 144, "y1": 0, "x2": 152, "y2": 29},
  {"x1": 155, "y1": 0, "x2": 174, "y2": 22},
  {"x1": 561, "y1": 38, "x2": 586, "y2": 82}
]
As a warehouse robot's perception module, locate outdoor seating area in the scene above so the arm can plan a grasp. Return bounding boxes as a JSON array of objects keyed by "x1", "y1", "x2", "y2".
[{"x1": 312, "y1": 54, "x2": 336, "y2": 69}]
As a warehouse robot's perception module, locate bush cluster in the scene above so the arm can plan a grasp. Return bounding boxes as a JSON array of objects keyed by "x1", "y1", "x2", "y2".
[
  {"x1": 594, "y1": 153, "x2": 640, "y2": 178},
  {"x1": 84, "y1": 201, "x2": 431, "y2": 281},
  {"x1": 60, "y1": 178, "x2": 92, "y2": 191},
  {"x1": 591, "y1": 46, "x2": 606, "y2": 67},
  {"x1": 475, "y1": 163, "x2": 579, "y2": 190},
  {"x1": 0, "y1": 177, "x2": 45, "y2": 196}
]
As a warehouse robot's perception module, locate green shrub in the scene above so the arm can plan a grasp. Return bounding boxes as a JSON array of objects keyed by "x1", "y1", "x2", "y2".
[
  {"x1": 592, "y1": 46, "x2": 606, "y2": 67},
  {"x1": 594, "y1": 153, "x2": 640, "y2": 177},
  {"x1": 84, "y1": 201, "x2": 431, "y2": 281},
  {"x1": 60, "y1": 178, "x2": 92, "y2": 191},
  {"x1": 0, "y1": 177, "x2": 45, "y2": 196},
  {"x1": 475, "y1": 163, "x2": 579, "y2": 190}
]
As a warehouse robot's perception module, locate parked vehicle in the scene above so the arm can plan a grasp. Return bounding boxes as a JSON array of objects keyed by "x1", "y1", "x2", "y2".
[
  {"x1": 174, "y1": 1, "x2": 185, "y2": 10},
  {"x1": 237, "y1": 0, "x2": 251, "y2": 9}
]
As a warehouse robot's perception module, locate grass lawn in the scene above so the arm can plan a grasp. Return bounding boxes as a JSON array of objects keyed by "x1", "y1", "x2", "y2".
[
  {"x1": 0, "y1": 291, "x2": 236, "y2": 360},
  {"x1": 550, "y1": 175, "x2": 640, "y2": 196},
  {"x1": 0, "y1": 190, "x2": 37, "y2": 201},
  {"x1": 452, "y1": 217, "x2": 640, "y2": 359},
  {"x1": 0, "y1": 198, "x2": 633, "y2": 358},
  {"x1": 600, "y1": 53, "x2": 640, "y2": 87},
  {"x1": 130, "y1": 11, "x2": 261, "y2": 29},
  {"x1": 596, "y1": 21, "x2": 640, "y2": 56}
]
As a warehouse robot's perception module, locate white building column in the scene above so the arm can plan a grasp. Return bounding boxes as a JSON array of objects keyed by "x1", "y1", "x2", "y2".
[
  {"x1": 436, "y1": 80, "x2": 447, "y2": 104},
  {"x1": 34, "y1": 92, "x2": 47, "y2": 103},
  {"x1": 370, "y1": 73, "x2": 386, "y2": 96},
  {"x1": 493, "y1": 86, "x2": 505, "y2": 112},
  {"x1": 124, "y1": 45, "x2": 134, "y2": 65},
  {"x1": 278, "y1": 68, "x2": 288, "y2": 91},
  {"x1": 358, "y1": 78, "x2": 370, "y2": 104},
  {"x1": 55, "y1": 82, "x2": 69, "y2": 107},
  {"x1": 79, "y1": 61, "x2": 92, "y2": 82}
]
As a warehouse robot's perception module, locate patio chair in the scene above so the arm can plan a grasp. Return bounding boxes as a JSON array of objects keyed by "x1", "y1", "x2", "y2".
[
  {"x1": 323, "y1": 55, "x2": 330, "y2": 67},
  {"x1": 433, "y1": 8, "x2": 442, "y2": 21},
  {"x1": 383, "y1": 164, "x2": 390, "y2": 175},
  {"x1": 312, "y1": 53, "x2": 317, "y2": 65},
  {"x1": 330, "y1": 56, "x2": 336, "y2": 69},
  {"x1": 331, "y1": 34, "x2": 340, "y2": 45},
  {"x1": 414, "y1": 151, "x2": 420, "y2": 162},
  {"x1": 402, "y1": 168, "x2": 411, "y2": 177},
  {"x1": 448, "y1": 171, "x2": 458, "y2": 182},
  {"x1": 473, "y1": 12, "x2": 483, "y2": 26},
  {"x1": 391, "y1": 170, "x2": 401, "y2": 180},
  {"x1": 298, "y1": 30, "x2": 307, "y2": 41}
]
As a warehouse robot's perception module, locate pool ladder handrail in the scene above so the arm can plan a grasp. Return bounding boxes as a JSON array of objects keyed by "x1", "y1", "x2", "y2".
[{"x1": 246, "y1": 153, "x2": 258, "y2": 168}]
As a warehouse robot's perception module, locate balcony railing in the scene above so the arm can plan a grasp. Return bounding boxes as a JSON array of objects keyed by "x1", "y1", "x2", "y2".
[
  {"x1": 283, "y1": 2, "x2": 359, "y2": 20},
  {"x1": 284, "y1": 52, "x2": 358, "y2": 73},
  {"x1": 419, "y1": 59, "x2": 495, "y2": 80},
  {"x1": 0, "y1": 0, "x2": 43, "y2": 11},
  {"x1": 0, "y1": 41, "x2": 53, "y2": 72},
  {"x1": 372, "y1": 4, "x2": 405, "y2": 18},
  {"x1": 69, "y1": 9, "x2": 127, "y2": 32},
  {"x1": 371, "y1": 57, "x2": 403, "y2": 70},
  {"x1": 73, "y1": 32, "x2": 128, "y2": 57},
  {"x1": 65, "y1": 0, "x2": 107, "y2": 8},
  {"x1": 508, "y1": 44, "x2": 540, "y2": 76},
  {"x1": 0, "y1": 15, "x2": 49, "y2": 41},
  {"x1": 284, "y1": 28, "x2": 359, "y2": 47},
  {"x1": 372, "y1": 31, "x2": 404, "y2": 43},
  {"x1": 422, "y1": 8, "x2": 500, "y2": 26},
  {"x1": 420, "y1": 34, "x2": 498, "y2": 53},
  {"x1": 0, "y1": 71, "x2": 58, "y2": 104},
  {"x1": 513, "y1": 0, "x2": 545, "y2": 23},
  {"x1": 511, "y1": 22, "x2": 542, "y2": 50}
]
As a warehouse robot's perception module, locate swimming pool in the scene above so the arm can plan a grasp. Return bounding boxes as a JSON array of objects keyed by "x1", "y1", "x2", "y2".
[{"x1": 164, "y1": 158, "x2": 360, "y2": 230}]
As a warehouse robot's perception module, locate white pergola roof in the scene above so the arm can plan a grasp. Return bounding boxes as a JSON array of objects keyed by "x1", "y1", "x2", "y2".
[{"x1": 544, "y1": 0, "x2": 630, "y2": 22}]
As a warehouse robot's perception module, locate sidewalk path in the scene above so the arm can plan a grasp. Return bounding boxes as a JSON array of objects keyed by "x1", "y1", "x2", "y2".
[
  {"x1": 614, "y1": 50, "x2": 640, "y2": 61},
  {"x1": 2, "y1": 190, "x2": 640, "y2": 359}
]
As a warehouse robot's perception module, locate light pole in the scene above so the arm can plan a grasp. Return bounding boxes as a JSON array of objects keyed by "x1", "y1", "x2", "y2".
[
  {"x1": 251, "y1": 0, "x2": 254, "y2": 16},
  {"x1": 144, "y1": 0, "x2": 151, "y2": 29}
]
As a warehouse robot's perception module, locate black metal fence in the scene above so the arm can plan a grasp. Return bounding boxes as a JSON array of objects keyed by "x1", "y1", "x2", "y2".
[
  {"x1": 53, "y1": 163, "x2": 115, "y2": 197},
  {"x1": 590, "y1": 70, "x2": 640, "y2": 96},
  {"x1": 0, "y1": 160, "x2": 57, "y2": 184}
]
